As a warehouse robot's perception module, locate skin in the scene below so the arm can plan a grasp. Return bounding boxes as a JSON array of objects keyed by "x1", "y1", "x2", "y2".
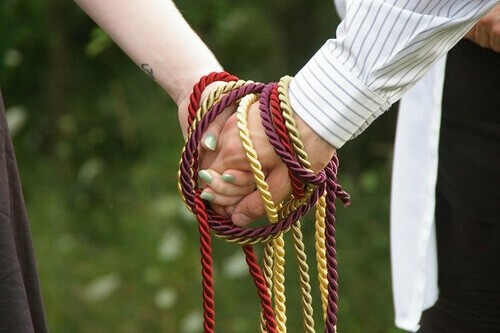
[
  {"x1": 76, "y1": 0, "x2": 498, "y2": 228},
  {"x1": 200, "y1": 101, "x2": 335, "y2": 226},
  {"x1": 74, "y1": 0, "x2": 223, "y2": 136},
  {"x1": 465, "y1": 4, "x2": 500, "y2": 52},
  {"x1": 201, "y1": 4, "x2": 500, "y2": 227},
  {"x1": 74, "y1": 0, "x2": 334, "y2": 227}
]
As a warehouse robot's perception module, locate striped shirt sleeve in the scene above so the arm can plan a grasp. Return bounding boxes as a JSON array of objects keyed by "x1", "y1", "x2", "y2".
[{"x1": 289, "y1": 0, "x2": 499, "y2": 149}]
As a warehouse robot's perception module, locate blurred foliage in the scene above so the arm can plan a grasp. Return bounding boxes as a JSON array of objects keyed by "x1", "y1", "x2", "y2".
[{"x1": 1, "y1": 0, "x2": 402, "y2": 332}]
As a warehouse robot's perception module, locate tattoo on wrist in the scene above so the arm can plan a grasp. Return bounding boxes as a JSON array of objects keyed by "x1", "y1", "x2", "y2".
[{"x1": 140, "y1": 63, "x2": 155, "y2": 80}]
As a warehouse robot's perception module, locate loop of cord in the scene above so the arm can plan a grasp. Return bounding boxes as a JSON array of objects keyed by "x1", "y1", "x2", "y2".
[{"x1": 179, "y1": 73, "x2": 350, "y2": 333}]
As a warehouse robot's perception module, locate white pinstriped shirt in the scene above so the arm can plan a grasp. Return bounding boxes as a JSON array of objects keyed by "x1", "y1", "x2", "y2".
[
  {"x1": 289, "y1": 1, "x2": 499, "y2": 331},
  {"x1": 289, "y1": 0, "x2": 499, "y2": 149}
]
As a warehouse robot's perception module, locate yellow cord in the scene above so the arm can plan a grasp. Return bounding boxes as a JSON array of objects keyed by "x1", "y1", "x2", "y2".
[
  {"x1": 272, "y1": 236, "x2": 287, "y2": 333},
  {"x1": 261, "y1": 242, "x2": 275, "y2": 333},
  {"x1": 236, "y1": 93, "x2": 279, "y2": 223},
  {"x1": 315, "y1": 194, "x2": 329, "y2": 320},
  {"x1": 181, "y1": 78, "x2": 338, "y2": 332},
  {"x1": 291, "y1": 222, "x2": 316, "y2": 333}
]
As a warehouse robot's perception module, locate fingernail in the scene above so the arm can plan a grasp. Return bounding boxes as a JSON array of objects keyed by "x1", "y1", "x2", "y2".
[
  {"x1": 221, "y1": 173, "x2": 236, "y2": 183},
  {"x1": 204, "y1": 133, "x2": 217, "y2": 151},
  {"x1": 233, "y1": 213, "x2": 252, "y2": 226},
  {"x1": 200, "y1": 192, "x2": 214, "y2": 202},
  {"x1": 199, "y1": 170, "x2": 213, "y2": 184}
]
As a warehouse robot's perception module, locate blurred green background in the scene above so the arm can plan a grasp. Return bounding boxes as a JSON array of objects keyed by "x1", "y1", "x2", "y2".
[{"x1": 1, "y1": 0, "x2": 403, "y2": 332}]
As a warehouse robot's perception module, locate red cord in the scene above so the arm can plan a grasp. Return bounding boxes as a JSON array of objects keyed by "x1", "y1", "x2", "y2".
[
  {"x1": 189, "y1": 73, "x2": 278, "y2": 332},
  {"x1": 187, "y1": 72, "x2": 239, "y2": 182},
  {"x1": 194, "y1": 192, "x2": 215, "y2": 333},
  {"x1": 188, "y1": 72, "x2": 239, "y2": 126},
  {"x1": 243, "y1": 245, "x2": 278, "y2": 333},
  {"x1": 269, "y1": 85, "x2": 305, "y2": 198}
]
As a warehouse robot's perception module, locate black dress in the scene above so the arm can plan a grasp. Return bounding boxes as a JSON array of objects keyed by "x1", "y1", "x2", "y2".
[
  {"x1": 418, "y1": 40, "x2": 500, "y2": 332},
  {"x1": 0, "y1": 91, "x2": 47, "y2": 332}
]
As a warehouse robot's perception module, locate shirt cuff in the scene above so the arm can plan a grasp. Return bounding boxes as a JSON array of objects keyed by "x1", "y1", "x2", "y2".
[{"x1": 289, "y1": 41, "x2": 391, "y2": 149}]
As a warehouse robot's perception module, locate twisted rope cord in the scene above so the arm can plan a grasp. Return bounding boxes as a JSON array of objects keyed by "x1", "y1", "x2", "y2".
[
  {"x1": 261, "y1": 242, "x2": 275, "y2": 333},
  {"x1": 277, "y1": 76, "x2": 311, "y2": 170},
  {"x1": 179, "y1": 80, "x2": 248, "y2": 204},
  {"x1": 315, "y1": 194, "x2": 329, "y2": 320},
  {"x1": 272, "y1": 79, "x2": 350, "y2": 331},
  {"x1": 272, "y1": 237, "x2": 287, "y2": 333},
  {"x1": 244, "y1": 245, "x2": 278, "y2": 333},
  {"x1": 183, "y1": 80, "x2": 277, "y2": 333},
  {"x1": 187, "y1": 71, "x2": 238, "y2": 127},
  {"x1": 267, "y1": 84, "x2": 315, "y2": 332},
  {"x1": 236, "y1": 93, "x2": 287, "y2": 332},
  {"x1": 194, "y1": 193, "x2": 215, "y2": 333},
  {"x1": 269, "y1": 84, "x2": 305, "y2": 198},
  {"x1": 278, "y1": 76, "x2": 330, "y2": 326},
  {"x1": 180, "y1": 75, "x2": 351, "y2": 333},
  {"x1": 236, "y1": 94, "x2": 279, "y2": 223},
  {"x1": 291, "y1": 222, "x2": 316, "y2": 333}
]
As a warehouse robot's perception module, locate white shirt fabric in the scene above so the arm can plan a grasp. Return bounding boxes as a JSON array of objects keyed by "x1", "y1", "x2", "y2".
[
  {"x1": 390, "y1": 59, "x2": 445, "y2": 332},
  {"x1": 289, "y1": 0, "x2": 498, "y2": 149},
  {"x1": 291, "y1": 1, "x2": 499, "y2": 331}
]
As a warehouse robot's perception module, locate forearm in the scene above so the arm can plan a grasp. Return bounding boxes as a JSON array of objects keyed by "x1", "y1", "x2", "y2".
[
  {"x1": 290, "y1": 0, "x2": 499, "y2": 149},
  {"x1": 74, "y1": 0, "x2": 222, "y2": 105}
]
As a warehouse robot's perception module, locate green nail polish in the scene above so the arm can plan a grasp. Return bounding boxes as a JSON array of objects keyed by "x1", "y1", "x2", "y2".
[
  {"x1": 221, "y1": 173, "x2": 236, "y2": 183},
  {"x1": 200, "y1": 192, "x2": 214, "y2": 202},
  {"x1": 204, "y1": 134, "x2": 217, "y2": 151},
  {"x1": 199, "y1": 170, "x2": 213, "y2": 184}
]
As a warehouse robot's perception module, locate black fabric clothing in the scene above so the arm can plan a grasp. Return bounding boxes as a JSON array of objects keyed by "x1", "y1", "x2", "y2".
[
  {"x1": 0, "y1": 91, "x2": 47, "y2": 332},
  {"x1": 418, "y1": 40, "x2": 500, "y2": 332}
]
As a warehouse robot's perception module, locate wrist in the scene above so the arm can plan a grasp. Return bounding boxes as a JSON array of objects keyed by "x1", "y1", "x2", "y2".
[
  {"x1": 169, "y1": 67, "x2": 224, "y2": 107},
  {"x1": 294, "y1": 113, "x2": 336, "y2": 173}
]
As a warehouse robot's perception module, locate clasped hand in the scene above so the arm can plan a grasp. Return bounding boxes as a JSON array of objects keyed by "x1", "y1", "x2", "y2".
[{"x1": 179, "y1": 83, "x2": 336, "y2": 227}]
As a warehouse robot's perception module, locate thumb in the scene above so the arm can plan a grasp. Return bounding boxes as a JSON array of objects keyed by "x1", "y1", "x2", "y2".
[
  {"x1": 201, "y1": 106, "x2": 234, "y2": 151},
  {"x1": 199, "y1": 81, "x2": 237, "y2": 151},
  {"x1": 231, "y1": 165, "x2": 292, "y2": 227}
]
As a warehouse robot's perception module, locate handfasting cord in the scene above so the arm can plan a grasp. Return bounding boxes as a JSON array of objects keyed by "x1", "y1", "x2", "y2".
[{"x1": 178, "y1": 72, "x2": 350, "y2": 333}]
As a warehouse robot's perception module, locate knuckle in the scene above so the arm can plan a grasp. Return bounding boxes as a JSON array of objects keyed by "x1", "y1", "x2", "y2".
[{"x1": 246, "y1": 199, "x2": 265, "y2": 217}]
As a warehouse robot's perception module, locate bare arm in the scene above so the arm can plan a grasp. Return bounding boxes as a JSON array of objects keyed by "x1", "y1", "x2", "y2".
[{"x1": 74, "y1": 0, "x2": 222, "y2": 108}]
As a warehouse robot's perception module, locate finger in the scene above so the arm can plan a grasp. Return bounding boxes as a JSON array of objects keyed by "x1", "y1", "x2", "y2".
[
  {"x1": 219, "y1": 169, "x2": 255, "y2": 186},
  {"x1": 201, "y1": 106, "x2": 235, "y2": 151},
  {"x1": 199, "y1": 169, "x2": 254, "y2": 187},
  {"x1": 209, "y1": 202, "x2": 237, "y2": 218},
  {"x1": 231, "y1": 165, "x2": 292, "y2": 227},
  {"x1": 200, "y1": 189, "x2": 246, "y2": 207},
  {"x1": 199, "y1": 169, "x2": 255, "y2": 197}
]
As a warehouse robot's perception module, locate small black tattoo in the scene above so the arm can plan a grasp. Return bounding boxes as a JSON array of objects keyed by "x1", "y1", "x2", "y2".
[{"x1": 141, "y1": 63, "x2": 155, "y2": 80}]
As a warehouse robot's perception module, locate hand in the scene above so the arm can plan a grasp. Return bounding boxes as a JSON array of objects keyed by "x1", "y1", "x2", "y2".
[
  {"x1": 465, "y1": 4, "x2": 500, "y2": 52},
  {"x1": 176, "y1": 80, "x2": 235, "y2": 141},
  {"x1": 200, "y1": 99, "x2": 336, "y2": 226}
]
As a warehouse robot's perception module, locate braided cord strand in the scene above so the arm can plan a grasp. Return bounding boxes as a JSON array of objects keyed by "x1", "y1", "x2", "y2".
[
  {"x1": 179, "y1": 74, "x2": 351, "y2": 333},
  {"x1": 278, "y1": 76, "x2": 337, "y2": 332},
  {"x1": 315, "y1": 194, "x2": 329, "y2": 320},
  {"x1": 244, "y1": 245, "x2": 278, "y2": 333},
  {"x1": 271, "y1": 236, "x2": 287, "y2": 333},
  {"x1": 237, "y1": 93, "x2": 286, "y2": 331},
  {"x1": 260, "y1": 242, "x2": 275, "y2": 333},
  {"x1": 187, "y1": 71, "x2": 238, "y2": 126},
  {"x1": 181, "y1": 81, "x2": 279, "y2": 332},
  {"x1": 267, "y1": 84, "x2": 315, "y2": 332},
  {"x1": 236, "y1": 93, "x2": 279, "y2": 223},
  {"x1": 178, "y1": 79, "x2": 247, "y2": 211},
  {"x1": 194, "y1": 193, "x2": 215, "y2": 333}
]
